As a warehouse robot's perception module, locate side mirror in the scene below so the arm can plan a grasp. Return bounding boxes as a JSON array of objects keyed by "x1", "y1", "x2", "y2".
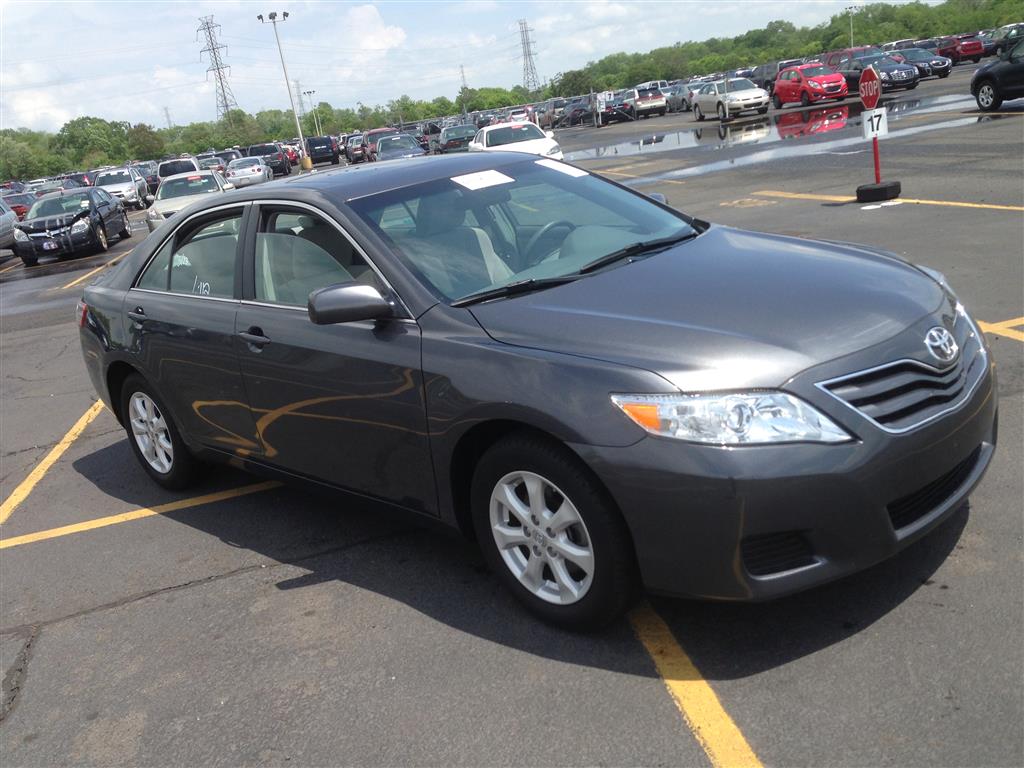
[
  {"x1": 308, "y1": 282, "x2": 394, "y2": 325},
  {"x1": 647, "y1": 192, "x2": 667, "y2": 204},
  {"x1": 222, "y1": 182, "x2": 235, "y2": 190},
  {"x1": 545, "y1": 130, "x2": 555, "y2": 139},
  {"x1": 145, "y1": 195, "x2": 155, "y2": 203}
]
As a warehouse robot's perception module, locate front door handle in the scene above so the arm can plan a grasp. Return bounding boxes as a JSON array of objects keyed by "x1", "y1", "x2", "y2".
[
  {"x1": 127, "y1": 307, "x2": 146, "y2": 322},
  {"x1": 238, "y1": 327, "x2": 271, "y2": 348}
]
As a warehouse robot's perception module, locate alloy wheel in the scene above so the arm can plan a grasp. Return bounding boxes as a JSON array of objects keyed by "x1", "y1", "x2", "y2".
[
  {"x1": 129, "y1": 392, "x2": 173, "y2": 473},
  {"x1": 96, "y1": 227, "x2": 107, "y2": 250},
  {"x1": 977, "y1": 83, "x2": 995, "y2": 109},
  {"x1": 488, "y1": 470, "x2": 595, "y2": 605}
]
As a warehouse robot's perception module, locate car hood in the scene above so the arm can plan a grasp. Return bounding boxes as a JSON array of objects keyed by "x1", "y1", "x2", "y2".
[
  {"x1": 152, "y1": 192, "x2": 220, "y2": 215},
  {"x1": 725, "y1": 87, "x2": 767, "y2": 98},
  {"x1": 98, "y1": 181, "x2": 135, "y2": 193},
  {"x1": 468, "y1": 226, "x2": 946, "y2": 391},
  {"x1": 484, "y1": 138, "x2": 560, "y2": 156},
  {"x1": 18, "y1": 210, "x2": 88, "y2": 233},
  {"x1": 874, "y1": 61, "x2": 917, "y2": 74}
]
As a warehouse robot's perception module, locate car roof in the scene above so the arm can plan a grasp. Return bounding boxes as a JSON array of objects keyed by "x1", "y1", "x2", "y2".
[{"x1": 480, "y1": 122, "x2": 536, "y2": 132}]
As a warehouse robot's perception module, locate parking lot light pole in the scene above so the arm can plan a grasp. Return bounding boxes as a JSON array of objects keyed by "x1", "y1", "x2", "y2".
[
  {"x1": 845, "y1": 5, "x2": 857, "y2": 48},
  {"x1": 258, "y1": 11, "x2": 311, "y2": 170},
  {"x1": 303, "y1": 89, "x2": 322, "y2": 135}
]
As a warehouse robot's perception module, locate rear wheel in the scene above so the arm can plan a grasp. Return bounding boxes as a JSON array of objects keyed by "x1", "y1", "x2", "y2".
[
  {"x1": 20, "y1": 255, "x2": 37, "y2": 267},
  {"x1": 471, "y1": 434, "x2": 638, "y2": 629},
  {"x1": 972, "y1": 56, "x2": 981, "y2": 63},
  {"x1": 120, "y1": 373, "x2": 199, "y2": 490}
]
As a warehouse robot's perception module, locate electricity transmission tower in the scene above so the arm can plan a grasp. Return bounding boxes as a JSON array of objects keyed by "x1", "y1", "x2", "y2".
[
  {"x1": 460, "y1": 65, "x2": 468, "y2": 90},
  {"x1": 197, "y1": 15, "x2": 238, "y2": 121},
  {"x1": 518, "y1": 19, "x2": 540, "y2": 93},
  {"x1": 294, "y1": 80, "x2": 305, "y2": 116},
  {"x1": 163, "y1": 107, "x2": 173, "y2": 130}
]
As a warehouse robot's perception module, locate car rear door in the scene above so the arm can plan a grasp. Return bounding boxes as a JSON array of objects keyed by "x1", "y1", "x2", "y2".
[
  {"x1": 1004, "y1": 41, "x2": 1024, "y2": 97},
  {"x1": 127, "y1": 204, "x2": 263, "y2": 454},
  {"x1": 234, "y1": 202, "x2": 436, "y2": 514}
]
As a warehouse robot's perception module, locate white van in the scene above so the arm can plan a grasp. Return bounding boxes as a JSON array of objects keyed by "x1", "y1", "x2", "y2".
[{"x1": 635, "y1": 80, "x2": 669, "y2": 91}]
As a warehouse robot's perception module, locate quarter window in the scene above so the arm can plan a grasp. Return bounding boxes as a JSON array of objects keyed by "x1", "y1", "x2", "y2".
[
  {"x1": 136, "y1": 210, "x2": 242, "y2": 298},
  {"x1": 253, "y1": 208, "x2": 380, "y2": 307}
]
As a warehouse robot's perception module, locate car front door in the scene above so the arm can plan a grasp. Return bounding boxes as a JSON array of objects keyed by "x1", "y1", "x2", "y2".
[
  {"x1": 1003, "y1": 41, "x2": 1024, "y2": 97},
  {"x1": 234, "y1": 203, "x2": 436, "y2": 514},
  {"x1": 92, "y1": 189, "x2": 119, "y2": 234},
  {"x1": 127, "y1": 205, "x2": 263, "y2": 453}
]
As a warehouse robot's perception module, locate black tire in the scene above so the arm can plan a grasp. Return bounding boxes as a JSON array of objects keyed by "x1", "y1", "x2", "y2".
[
  {"x1": 694, "y1": 104, "x2": 705, "y2": 121},
  {"x1": 119, "y1": 211, "x2": 131, "y2": 239},
  {"x1": 975, "y1": 80, "x2": 1002, "y2": 111},
  {"x1": 471, "y1": 434, "x2": 638, "y2": 630},
  {"x1": 94, "y1": 225, "x2": 109, "y2": 254},
  {"x1": 772, "y1": 93, "x2": 783, "y2": 109},
  {"x1": 659, "y1": 109, "x2": 666, "y2": 116},
  {"x1": 939, "y1": 71, "x2": 949, "y2": 78},
  {"x1": 972, "y1": 56, "x2": 981, "y2": 63},
  {"x1": 716, "y1": 102, "x2": 730, "y2": 122},
  {"x1": 331, "y1": 157, "x2": 340, "y2": 165},
  {"x1": 800, "y1": 91, "x2": 810, "y2": 107},
  {"x1": 120, "y1": 373, "x2": 200, "y2": 490},
  {"x1": 906, "y1": 82, "x2": 918, "y2": 90},
  {"x1": 20, "y1": 255, "x2": 37, "y2": 267},
  {"x1": 757, "y1": 106, "x2": 769, "y2": 114}
]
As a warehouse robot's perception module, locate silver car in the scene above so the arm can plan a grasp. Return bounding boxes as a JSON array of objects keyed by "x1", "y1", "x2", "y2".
[
  {"x1": 145, "y1": 170, "x2": 234, "y2": 232},
  {"x1": 0, "y1": 198, "x2": 17, "y2": 249},
  {"x1": 225, "y1": 157, "x2": 273, "y2": 187},
  {"x1": 692, "y1": 77, "x2": 770, "y2": 122},
  {"x1": 94, "y1": 167, "x2": 149, "y2": 210}
]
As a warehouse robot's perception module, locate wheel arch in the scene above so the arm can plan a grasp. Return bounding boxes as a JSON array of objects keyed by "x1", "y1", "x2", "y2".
[{"x1": 105, "y1": 360, "x2": 142, "y2": 426}]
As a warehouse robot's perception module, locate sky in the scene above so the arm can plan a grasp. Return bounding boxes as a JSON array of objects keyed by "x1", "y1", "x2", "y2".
[{"x1": 2, "y1": 0, "x2": 893, "y2": 132}]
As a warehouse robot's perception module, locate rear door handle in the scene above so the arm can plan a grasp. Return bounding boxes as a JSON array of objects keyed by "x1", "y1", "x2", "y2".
[{"x1": 238, "y1": 328, "x2": 271, "y2": 348}]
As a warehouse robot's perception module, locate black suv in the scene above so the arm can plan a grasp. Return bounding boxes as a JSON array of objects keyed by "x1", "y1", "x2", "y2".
[
  {"x1": 972, "y1": 40, "x2": 1024, "y2": 110},
  {"x1": 246, "y1": 143, "x2": 291, "y2": 176},
  {"x1": 305, "y1": 136, "x2": 340, "y2": 165}
]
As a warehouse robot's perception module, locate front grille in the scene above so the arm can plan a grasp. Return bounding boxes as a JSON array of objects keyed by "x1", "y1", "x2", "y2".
[
  {"x1": 887, "y1": 446, "x2": 981, "y2": 530},
  {"x1": 818, "y1": 324, "x2": 984, "y2": 433},
  {"x1": 741, "y1": 532, "x2": 816, "y2": 576}
]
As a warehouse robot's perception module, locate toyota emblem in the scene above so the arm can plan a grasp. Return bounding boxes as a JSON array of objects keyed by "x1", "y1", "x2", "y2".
[{"x1": 924, "y1": 327, "x2": 958, "y2": 363}]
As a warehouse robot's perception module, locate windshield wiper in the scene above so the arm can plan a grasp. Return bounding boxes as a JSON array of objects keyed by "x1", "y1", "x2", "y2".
[
  {"x1": 451, "y1": 275, "x2": 580, "y2": 307},
  {"x1": 578, "y1": 230, "x2": 699, "y2": 274}
]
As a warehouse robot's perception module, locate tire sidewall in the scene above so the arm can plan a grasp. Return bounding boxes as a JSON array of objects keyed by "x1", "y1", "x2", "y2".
[
  {"x1": 120, "y1": 373, "x2": 197, "y2": 489},
  {"x1": 470, "y1": 435, "x2": 637, "y2": 629}
]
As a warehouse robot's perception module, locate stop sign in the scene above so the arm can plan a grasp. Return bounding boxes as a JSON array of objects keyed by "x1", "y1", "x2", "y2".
[{"x1": 859, "y1": 66, "x2": 881, "y2": 110}]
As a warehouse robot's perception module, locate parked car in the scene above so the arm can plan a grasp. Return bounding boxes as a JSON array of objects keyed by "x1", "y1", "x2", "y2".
[
  {"x1": 823, "y1": 46, "x2": 884, "y2": 70},
  {"x1": 94, "y1": 167, "x2": 150, "y2": 210},
  {"x1": 773, "y1": 63, "x2": 849, "y2": 107},
  {"x1": 436, "y1": 124, "x2": 478, "y2": 153},
  {"x1": 306, "y1": 135, "x2": 341, "y2": 165},
  {"x1": 214, "y1": 149, "x2": 243, "y2": 167},
  {"x1": 61, "y1": 171, "x2": 96, "y2": 187},
  {"x1": 934, "y1": 35, "x2": 984, "y2": 64},
  {"x1": 991, "y1": 23, "x2": 1024, "y2": 55},
  {"x1": 977, "y1": 33, "x2": 998, "y2": 57},
  {"x1": 13, "y1": 187, "x2": 129, "y2": 265},
  {"x1": 345, "y1": 134, "x2": 365, "y2": 163},
  {"x1": 692, "y1": 78, "x2": 770, "y2": 122},
  {"x1": 634, "y1": 87, "x2": 667, "y2": 118},
  {"x1": 246, "y1": 143, "x2": 291, "y2": 176},
  {"x1": 197, "y1": 156, "x2": 226, "y2": 175},
  {"x1": 145, "y1": 170, "x2": 234, "y2": 232},
  {"x1": 468, "y1": 123, "x2": 562, "y2": 159},
  {"x1": 546, "y1": 97, "x2": 567, "y2": 123},
  {"x1": 600, "y1": 91, "x2": 636, "y2": 123},
  {"x1": 881, "y1": 39, "x2": 917, "y2": 52},
  {"x1": 225, "y1": 157, "x2": 273, "y2": 187},
  {"x1": 27, "y1": 178, "x2": 82, "y2": 196},
  {"x1": 282, "y1": 145, "x2": 300, "y2": 166},
  {"x1": 362, "y1": 128, "x2": 401, "y2": 162},
  {"x1": 972, "y1": 40, "x2": 1024, "y2": 111},
  {"x1": 77, "y1": 151, "x2": 997, "y2": 629},
  {"x1": 131, "y1": 161, "x2": 160, "y2": 194},
  {"x1": 835, "y1": 54, "x2": 919, "y2": 92},
  {"x1": 157, "y1": 157, "x2": 201, "y2": 185},
  {"x1": 2, "y1": 192, "x2": 37, "y2": 220},
  {"x1": 562, "y1": 98, "x2": 594, "y2": 126},
  {"x1": 375, "y1": 134, "x2": 429, "y2": 161},
  {"x1": 1, "y1": 181, "x2": 28, "y2": 194},
  {"x1": 899, "y1": 48, "x2": 952, "y2": 78},
  {"x1": 0, "y1": 199, "x2": 17, "y2": 250},
  {"x1": 751, "y1": 58, "x2": 805, "y2": 93}
]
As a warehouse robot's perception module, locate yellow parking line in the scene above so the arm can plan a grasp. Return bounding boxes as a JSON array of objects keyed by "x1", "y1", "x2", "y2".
[
  {"x1": 979, "y1": 317, "x2": 1024, "y2": 342},
  {"x1": 630, "y1": 602, "x2": 762, "y2": 768},
  {"x1": 754, "y1": 190, "x2": 1024, "y2": 212},
  {"x1": 60, "y1": 257, "x2": 119, "y2": 290},
  {"x1": 0, "y1": 260, "x2": 21, "y2": 275},
  {"x1": 0, "y1": 401, "x2": 106, "y2": 524},
  {"x1": 0, "y1": 481, "x2": 281, "y2": 549}
]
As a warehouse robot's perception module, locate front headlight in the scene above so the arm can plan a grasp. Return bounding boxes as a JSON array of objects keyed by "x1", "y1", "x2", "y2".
[
  {"x1": 611, "y1": 392, "x2": 851, "y2": 445},
  {"x1": 880, "y1": 71, "x2": 891, "y2": 79},
  {"x1": 808, "y1": 80, "x2": 822, "y2": 88},
  {"x1": 14, "y1": 227, "x2": 28, "y2": 242},
  {"x1": 70, "y1": 219, "x2": 90, "y2": 234}
]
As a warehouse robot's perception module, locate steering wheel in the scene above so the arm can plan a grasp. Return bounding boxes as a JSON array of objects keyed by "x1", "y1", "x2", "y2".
[{"x1": 522, "y1": 220, "x2": 576, "y2": 266}]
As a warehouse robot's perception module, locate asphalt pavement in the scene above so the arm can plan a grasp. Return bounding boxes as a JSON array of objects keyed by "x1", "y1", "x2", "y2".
[{"x1": 1, "y1": 62, "x2": 1022, "y2": 767}]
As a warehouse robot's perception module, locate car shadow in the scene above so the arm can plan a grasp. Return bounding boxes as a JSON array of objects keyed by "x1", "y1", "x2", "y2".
[{"x1": 72, "y1": 439, "x2": 970, "y2": 681}]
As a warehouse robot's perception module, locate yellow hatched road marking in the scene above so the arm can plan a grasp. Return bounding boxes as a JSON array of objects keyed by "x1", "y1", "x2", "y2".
[
  {"x1": 0, "y1": 481, "x2": 281, "y2": 549},
  {"x1": 979, "y1": 317, "x2": 1024, "y2": 342},
  {"x1": 630, "y1": 602, "x2": 762, "y2": 768},
  {"x1": 753, "y1": 190, "x2": 1024, "y2": 212},
  {"x1": 0, "y1": 401, "x2": 106, "y2": 524}
]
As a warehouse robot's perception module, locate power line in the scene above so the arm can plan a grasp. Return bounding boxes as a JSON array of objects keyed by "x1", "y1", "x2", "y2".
[
  {"x1": 518, "y1": 18, "x2": 540, "y2": 93},
  {"x1": 197, "y1": 15, "x2": 239, "y2": 121}
]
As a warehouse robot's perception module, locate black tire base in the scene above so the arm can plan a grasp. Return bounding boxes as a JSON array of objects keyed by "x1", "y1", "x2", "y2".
[{"x1": 856, "y1": 180, "x2": 901, "y2": 203}]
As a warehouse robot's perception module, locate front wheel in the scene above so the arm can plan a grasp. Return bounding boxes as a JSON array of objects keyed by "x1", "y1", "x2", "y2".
[
  {"x1": 975, "y1": 81, "x2": 1002, "y2": 111},
  {"x1": 20, "y1": 255, "x2": 37, "y2": 267},
  {"x1": 694, "y1": 104, "x2": 705, "y2": 121},
  {"x1": 772, "y1": 93, "x2": 783, "y2": 109},
  {"x1": 121, "y1": 374, "x2": 199, "y2": 489},
  {"x1": 94, "y1": 225, "x2": 108, "y2": 253},
  {"x1": 800, "y1": 92, "x2": 810, "y2": 107},
  {"x1": 716, "y1": 102, "x2": 729, "y2": 122},
  {"x1": 471, "y1": 435, "x2": 638, "y2": 629},
  {"x1": 119, "y1": 211, "x2": 131, "y2": 239},
  {"x1": 972, "y1": 56, "x2": 981, "y2": 63}
]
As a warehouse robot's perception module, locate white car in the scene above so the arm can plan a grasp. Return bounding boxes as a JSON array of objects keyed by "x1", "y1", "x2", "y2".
[
  {"x1": 145, "y1": 170, "x2": 233, "y2": 232},
  {"x1": 94, "y1": 167, "x2": 149, "y2": 210},
  {"x1": 468, "y1": 122, "x2": 563, "y2": 160},
  {"x1": 225, "y1": 157, "x2": 273, "y2": 187},
  {"x1": 692, "y1": 77, "x2": 770, "y2": 122}
]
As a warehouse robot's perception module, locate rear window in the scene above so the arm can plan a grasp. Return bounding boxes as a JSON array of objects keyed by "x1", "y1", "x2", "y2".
[
  {"x1": 484, "y1": 124, "x2": 545, "y2": 147},
  {"x1": 156, "y1": 175, "x2": 220, "y2": 200},
  {"x1": 248, "y1": 144, "x2": 280, "y2": 156},
  {"x1": 307, "y1": 138, "x2": 332, "y2": 149},
  {"x1": 801, "y1": 65, "x2": 830, "y2": 77},
  {"x1": 444, "y1": 126, "x2": 477, "y2": 140},
  {"x1": 159, "y1": 160, "x2": 197, "y2": 177},
  {"x1": 637, "y1": 88, "x2": 661, "y2": 97}
]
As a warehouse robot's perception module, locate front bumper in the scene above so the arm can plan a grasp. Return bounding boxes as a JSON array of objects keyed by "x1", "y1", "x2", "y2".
[
  {"x1": 14, "y1": 228, "x2": 96, "y2": 258},
  {"x1": 571, "y1": 359, "x2": 997, "y2": 601},
  {"x1": 725, "y1": 97, "x2": 769, "y2": 114},
  {"x1": 809, "y1": 84, "x2": 848, "y2": 100}
]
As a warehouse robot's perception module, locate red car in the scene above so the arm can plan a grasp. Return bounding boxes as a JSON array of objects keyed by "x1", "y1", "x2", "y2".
[
  {"x1": 1, "y1": 192, "x2": 35, "y2": 220},
  {"x1": 773, "y1": 63, "x2": 849, "y2": 107},
  {"x1": 935, "y1": 34, "x2": 984, "y2": 63},
  {"x1": 283, "y1": 145, "x2": 299, "y2": 165}
]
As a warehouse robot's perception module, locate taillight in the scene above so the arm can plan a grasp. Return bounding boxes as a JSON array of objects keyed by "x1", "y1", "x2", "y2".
[{"x1": 76, "y1": 300, "x2": 89, "y2": 328}]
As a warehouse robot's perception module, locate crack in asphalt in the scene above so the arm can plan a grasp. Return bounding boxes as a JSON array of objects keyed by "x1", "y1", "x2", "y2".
[{"x1": 0, "y1": 627, "x2": 38, "y2": 724}]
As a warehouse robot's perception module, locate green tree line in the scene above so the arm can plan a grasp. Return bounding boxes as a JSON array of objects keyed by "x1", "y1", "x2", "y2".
[{"x1": 1, "y1": 0, "x2": 1018, "y2": 180}]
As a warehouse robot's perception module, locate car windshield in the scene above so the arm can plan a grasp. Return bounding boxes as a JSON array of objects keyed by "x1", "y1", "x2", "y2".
[
  {"x1": 95, "y1": 170, "x2": 132, "y2": 185},
  {"x1": 228, "y1": 158, "x2": 260, "y2": 169},
  {"x1": 133, "y1": 162, "x2": 157, "y2": 175},
  {"x1": 485, "y1": 124, "x2": 545, "y2": 147},
  {"x1": 726, "y1": 78, "x2": 757, "y2": 90},
  {"x1": 801, "y1": 65, "x2": 831, "y2": 77},
  {"x1": 27, "y1": 192, "x2": 91, "y2": 219},
  {"x1": 901, "y1": 49, "x2": 931, "y2": 60},
  {"x1": 444, "y1": 126, "x2": 477, "y2": 140},
  {"x1": 159, "y1": 160, "x2": 197, "y2": 177},
  {"x1": 348, "y1": 135, "x2": 363, "y2": 146},
  {"x1": 198, "y1": 158, "x2": 221, "y2": 168},
  {"x1": 308, "y1": 138, "x2": 331, "y2": 148},
  {"x1": 855, "y1": 54, "x2": 892, "y2": 66},
  {"x1": 378, "y1": 135, "x2": 421, "y2": 154},
  {"x1": 347, "y1": 158, "x2": 695, "y2": 302},
  {"x1": 637, "y1": 88, "x2": 660, "y2": 97},
  {"x1": 156, "y1": 175, "x2": 220, "y2": 200},
  {"x1": 3, "y1": 193, "x2": 35, "y2": 206}
]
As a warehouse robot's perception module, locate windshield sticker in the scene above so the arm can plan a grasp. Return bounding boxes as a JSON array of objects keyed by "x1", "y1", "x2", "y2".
[
  {"x1": 535, "y1": 159, "x2": 588, "y2": 177},
  {"x1": 450, "y1": 170, "x2": 515, "y2": 190}
]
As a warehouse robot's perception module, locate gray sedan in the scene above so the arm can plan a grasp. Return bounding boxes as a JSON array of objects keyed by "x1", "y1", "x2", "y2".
[
  {"x1": 692, "y1": 77, "x2": 770, "y2": 121},
  {"x1": 78, "y1": 152, "x2": 997, "y2": 629},
  {"x1": 225, "y1": 157, "x2": 273, "y2": 187}
]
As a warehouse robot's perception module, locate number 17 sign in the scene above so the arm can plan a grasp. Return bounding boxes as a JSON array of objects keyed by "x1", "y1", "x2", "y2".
[{"x1": 861, "y1": 107, "x2": 888, "y2": 139}]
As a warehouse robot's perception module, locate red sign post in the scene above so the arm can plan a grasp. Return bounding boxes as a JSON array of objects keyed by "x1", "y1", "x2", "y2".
[{"x1": 855, "y1": 66, "x2": 900, "y2": 202}]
